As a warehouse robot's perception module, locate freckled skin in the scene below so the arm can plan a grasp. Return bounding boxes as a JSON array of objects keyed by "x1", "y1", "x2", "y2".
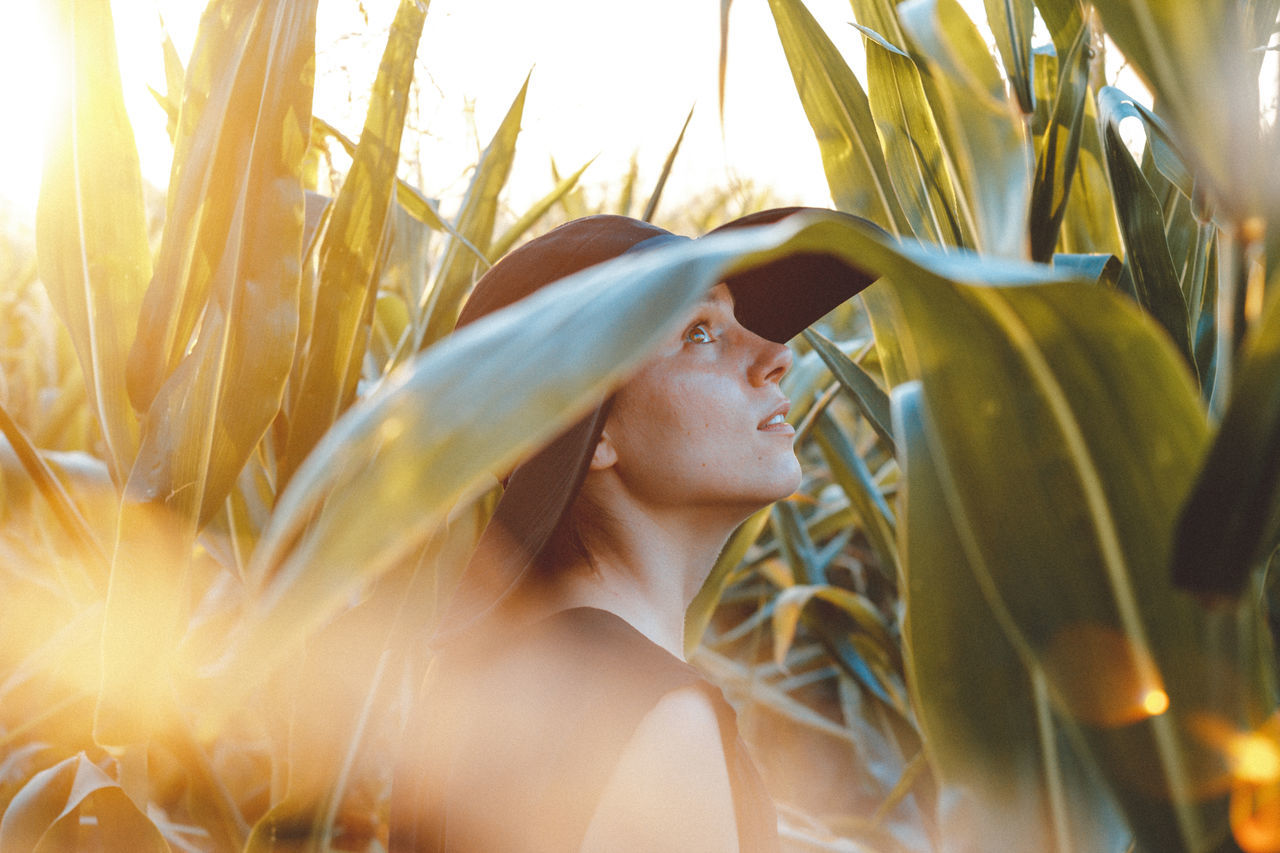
[{"x1": 601, "y1": 283, "x2": 801, "y2": 517}]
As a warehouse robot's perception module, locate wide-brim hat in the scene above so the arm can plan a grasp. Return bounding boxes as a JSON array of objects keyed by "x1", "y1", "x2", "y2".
[{"x1": 433, "y1": 207, "x2": 884, "y2": 642}]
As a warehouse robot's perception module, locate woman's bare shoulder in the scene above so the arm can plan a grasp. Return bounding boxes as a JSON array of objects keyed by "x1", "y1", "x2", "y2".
[{"x1": 581, "y1": 684, "x2": 739, "y2": 852}]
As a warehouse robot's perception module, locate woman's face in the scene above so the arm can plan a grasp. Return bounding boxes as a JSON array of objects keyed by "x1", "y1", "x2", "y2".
[{"x1": 600, "y1": 283, "x2": 802, "y2": 514}]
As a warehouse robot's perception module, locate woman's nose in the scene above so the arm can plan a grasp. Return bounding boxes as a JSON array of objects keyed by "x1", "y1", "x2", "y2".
[{"x1": 748, "y1": 337, "x2": 793, "y2": 386}]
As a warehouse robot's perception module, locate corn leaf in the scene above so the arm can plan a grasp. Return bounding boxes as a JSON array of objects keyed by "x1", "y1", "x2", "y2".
[
  {"x1": 1028, "y1": 22, "x2": 1090, "y2": 262},
  {"x1": 856, "y1": 25, "x2": 970, "y2": 247},
  {"x1": 772, "y1": 499, "x2": 902, "y2": 712},
  {"x1": 0, "y1": 753, "x2": 168, "y2": 852},
  {"x1": 0, "y1": 401, "x2": 108, "y2": 580},
  {"x1": 37, "y1": 0, "x2": 149, "y2": 485},
  {"x1": 158, "y1": 21, "x2": 186, "y2": 143},
  {"x1": 1090, "y1": 0, "x2": 1262, "y2": 218},
  {"x1": 1052, "y1": 253, "x2": 1123, "y2": 287},
  {"x1": 849, "y1": 0, "x2": 910, "y2": 44},
  {"x1": 99, "y1": 0, "x2": 318, "y2": 745},
  {"x1": 310, "y1": 115, "x2": 489, "y2": 266},
  {"x1": 812, "y1": 411, "x2": 898, "y2": 574},
  {"x1": 803, "y1": 327, "x2": 895, "y2": 454},
  {"x1": 772, "y1": 584, "x2": 891, "y2": 667},
  {"x1": 1097, "y1": 88, "x2": 1195, "y2": 368},
  {"x1": 881, "y1": 253, "x2": 1266, "y2": 851},
  {"x1": 1172, "y1": 285, "x2": 1280, "y2": 598},
  {"x1": 279, "y1": 0, "x2": 427, "y2": 488},
  {"x1": 417, "y1": 74, "x2": 529, "y2": 349},
  {"x1": 641, "y1": 104, "x2": 694, "y2": 223},
  {"x1": 894, "y1": 381, "x2": 1130, "y2": 851},
  {"x1": 1033, "y1": 0, "x2": 1085, "y2": 58},
  {"x1": 983, "y1": 0, "x2": 1036, "y2": 114},
  {"x1": 685, "y1": 506, "x2": 772, "y2": 657},
  {"x1": 899, "y1": 0, "x2": 1034, "y2": 258},
  {"x1": 767, "y1": 0, "x2": 911, "y2": 234},
  {"x1": 489, "y1": 157, "x2": 593, "y2": 262},
  {"x1": 1057, "y1": 87, "x2": 1123, "y2": 257}
]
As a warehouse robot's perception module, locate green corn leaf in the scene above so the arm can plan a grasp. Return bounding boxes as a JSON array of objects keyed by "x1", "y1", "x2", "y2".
[
  {"x1": 862, "y1": 285, "x2": 913, "y2": 389},
  {"x1": 771, "y1": 498, "x2": 902, "y2": 710},
  {"x1": 1033, "y1": 0, "x2": 1086, "y2": 58},
  {"x1": 899, "y1": 0, "x2": 1034, "y2": 258},
  {"x1": 849, "y1": 0, "x2": 910, "y2": 45},
  {"x1": 1051, "y1": 253, "x2": 1123, "y2": 287},
  {"x1": 197, "y1": 213, "x2": 896, "y2": 714},
  {"x1": 894, "y1": 381, "x2": 1131, "y2": 851},
  {"x1": 1056, "y1": 86, "x2": 1123, "y2": 257},
  {"x1": 1172, "y1": 285, "x2": 1280, "y2": 598},
  {"x1": 99, "y1": 0, "x2": 318, "y2": 746},
  {"x1": 767, "y1": 0, "x2": 911, "y2": 234},
  {"x1": 1090, "y1": 0, "x2": 1262, "y2": 219},
  {"x1": 856, "y1": 24, "x2": 971, "y2": 247},
  {"x1": 0, "y1": 754, "x2": 169, "y2": 852},
  {"x1": 550, "y1": 157, "x2": 590, "y2": 222},
  {"x1": 881, "y1": 253, "x2": 1266, "y2": 851},
  {"x1": 772, "y1": 584, "x2": 892, "y2": 667},
  {"x1": 278, "y1": 0, "x2": 427, "y2": 489},
  {"x1": 685, "y1": 506, "x2": 772, "y2": 657},
  {"x1": 641, "y1": 104, "x2": 694, "y2": 223},
  {"x1": 812, "y1": 411, "x2": 898, "y2": 574},
  {"x1": 489, "y1": 158, "x2": 593, "y2": 261},
  {"x1": 1028, "y1": 22, "x2": 1091, "y2": 262},
  {"x1": 803, "y1": 327, "x2": 895, "y2": 453},
  {"x1": 615, "y1": 152, "x2": 640, "y2": 218},
  {"x1": 1097, "y1": 88, "x2": 1195, "y2": 368},
  {"x1": 310, "y1": 115, "x2": 489, "y2": 266},
  {"x1": 37, "y1": 0, "x2": 149, "y2": 485},
  {"x1": 983, "y1": 0, "x2": 1037, "y2": 114},
  {"x1": 417, "y1": 74, "x2": 529, "y2": 350}
]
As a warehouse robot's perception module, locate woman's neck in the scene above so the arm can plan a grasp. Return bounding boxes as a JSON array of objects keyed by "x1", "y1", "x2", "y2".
[{"x1": 527, "y1": 503, "x2": 744, "y2": 660}]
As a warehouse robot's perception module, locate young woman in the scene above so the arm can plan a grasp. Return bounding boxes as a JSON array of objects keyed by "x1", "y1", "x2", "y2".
[{"x1": 390, "y1": 209, "x2": 879, "y2": 852}]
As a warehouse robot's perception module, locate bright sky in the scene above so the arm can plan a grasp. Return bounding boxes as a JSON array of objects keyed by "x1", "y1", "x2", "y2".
[{"x1": 0, "y1": 0, "x2": 1018, "y2": 232}]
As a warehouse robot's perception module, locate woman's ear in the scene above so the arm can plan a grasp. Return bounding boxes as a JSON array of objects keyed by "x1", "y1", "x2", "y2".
[{"x1": 590, "y1": 432, "x2": 618, "y2": 471}]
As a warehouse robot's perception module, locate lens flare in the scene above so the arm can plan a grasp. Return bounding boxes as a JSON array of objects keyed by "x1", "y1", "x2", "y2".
[
  {"x1": 1141, "y1": 688, "x2": 1170, "y2": 717},
  {"x1": 1043, "y1": 623, "x2": 1167, "y2": 727}
]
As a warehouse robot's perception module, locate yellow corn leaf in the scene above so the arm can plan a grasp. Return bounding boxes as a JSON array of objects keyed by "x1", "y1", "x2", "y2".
[{"x1": 37, "y1": 0, "x2": 149, "y2": 485}]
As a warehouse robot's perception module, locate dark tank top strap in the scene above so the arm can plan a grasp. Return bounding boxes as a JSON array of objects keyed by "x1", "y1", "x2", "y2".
[{"x1": 390, "y1": 607, "x2": 778, "y2": 851}]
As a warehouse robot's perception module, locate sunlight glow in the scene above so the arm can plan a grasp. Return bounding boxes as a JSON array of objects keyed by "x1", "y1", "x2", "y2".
[
  {"x1": 0, "y1": 4, "x2": 63, "y2": 216},
  {"x1": 1044, "y1": 623, "x2": 1169, "y2": 728},
  {"x1": 1234, "y1": 734, "x2": 1280, "y2": 785},
  {"x1": 1141, "y1": 688, "x2": 1170, "y2": 718}
]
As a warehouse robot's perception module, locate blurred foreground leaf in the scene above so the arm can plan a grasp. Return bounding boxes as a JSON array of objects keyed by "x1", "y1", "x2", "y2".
[
  {"x1": 99, "y1": 0, "x2": 318, "y2": 745},
  {"x1": 881, "y1": 253, "x2": 1266, "y2": 851},
  {"x1": 0, "y1": 754, "x2": 168, "y2": 852},
  {"x1": 894, "y1": 381, "x2": 1129, "y2": 851},
  {"x1": 1173, "y1": 283, "x2": 1280, "y2": 598}
]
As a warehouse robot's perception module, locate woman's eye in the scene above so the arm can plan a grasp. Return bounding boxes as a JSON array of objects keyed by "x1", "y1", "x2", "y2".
[{"x1": 684, "y1": 321, "x2": 715, "y2": 344}]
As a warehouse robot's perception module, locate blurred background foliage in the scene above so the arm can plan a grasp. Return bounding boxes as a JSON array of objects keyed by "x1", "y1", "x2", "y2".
[{"x1": 2, "y1": 0, "x2": 1280, "y2": 851}]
